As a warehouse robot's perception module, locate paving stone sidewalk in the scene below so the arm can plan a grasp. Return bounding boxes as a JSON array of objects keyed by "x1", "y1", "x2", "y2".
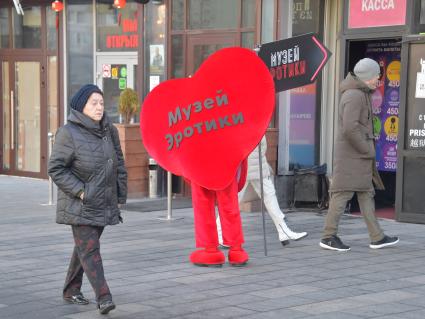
[{"x1": 1, "y1": 175, "x2": 425, "y2": 319}]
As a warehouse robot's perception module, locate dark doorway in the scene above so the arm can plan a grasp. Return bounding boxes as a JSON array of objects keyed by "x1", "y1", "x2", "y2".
[{"x1": 345, "y1": 38, "x2": 402, "y2": 212}]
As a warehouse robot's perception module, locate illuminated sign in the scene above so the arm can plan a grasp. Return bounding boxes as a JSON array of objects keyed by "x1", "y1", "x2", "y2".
[
  {"x1": 348, "y1": 0, "x2": 407, "y2": 28},
  {"x1": 105, "y1": 18, "x2": 138, "y2": 49}
]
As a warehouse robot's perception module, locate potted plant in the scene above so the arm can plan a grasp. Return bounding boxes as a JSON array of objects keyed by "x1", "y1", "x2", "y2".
[
  {"x1": 115, "y1": 88, "x2": 149, "y2": 198},
  {"x1": 118, "y1": 88, "x2": 140, "y2": 124}
]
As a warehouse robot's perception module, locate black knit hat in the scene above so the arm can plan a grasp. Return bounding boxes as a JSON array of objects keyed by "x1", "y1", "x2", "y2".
[{"x1": 70, "y1": 84, "x2": 103, "y2": 112}]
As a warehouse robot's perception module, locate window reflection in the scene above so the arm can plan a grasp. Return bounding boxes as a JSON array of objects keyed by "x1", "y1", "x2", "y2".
[
  {"x1": 172, "y1": 0, "x2": 184, "y2": 30},
  {"x1": 189, "y1": 0, "x2": 238, "y2": 29},
  {"x1": 171, "y1": 35, "x2": 184, "y2": 78},
  {"x1": 48, "y1": 57, "x2": 58, "y2": 134},
  {"x1": 13, "y1": 6, "x2": 41, "y2": 48},
  {"x1": 66, "y1": 2, "x2": 94, "y2": 106},
  {"x1": 421, "y1": 0, "x2": 425, "y2": 24},
  {"x1": 145, "y1": 3, "x2": 166, "y2": 94},
  {"x1": 47, "y1": 8, "x2": 57, "y2": 50},
  {"x1": 242, "y1": 0, "x2": 256, "y2": 28},
  {"x1": 0, "y1": 8, "x2": 9, "y2": 48},
  {"x1": 15, "y1": 62, "x2": 41, "y2": 172},
  {"x1": 2, "y1": 62, "x2": 10, "y2": 169}
]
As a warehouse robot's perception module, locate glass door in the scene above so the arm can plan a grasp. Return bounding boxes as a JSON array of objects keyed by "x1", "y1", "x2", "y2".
[
  {"x1": 180, "y1": 33, "x2": 238, "y2": 196},
  {"x1": 96, "y1": 55, "x2": 138, "y2": 123},
  {"x1": 187, "y1": 33, "x2": 238, "y2": 75},
  {"x1": 1, "y1": 57, "x2": 45, "y2": 177}
]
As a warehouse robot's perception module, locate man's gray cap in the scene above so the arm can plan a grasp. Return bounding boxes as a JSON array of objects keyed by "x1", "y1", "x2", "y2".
[{"x1": 354, "y1": 58, "x2": 380, "y2": 82}]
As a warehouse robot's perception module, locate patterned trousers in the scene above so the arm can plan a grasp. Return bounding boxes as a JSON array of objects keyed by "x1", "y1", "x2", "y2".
[{"x1": 63, "y1": 225, "x2": 111, "y2": 303}]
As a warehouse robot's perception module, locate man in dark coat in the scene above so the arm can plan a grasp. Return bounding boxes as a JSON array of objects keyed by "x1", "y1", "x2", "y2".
[
  {"x1": 48, "y1": 84, "x2": 127, "y2": 314},
  {"x1": 320, "y1": 58, "x2": 399, "y2": 252}
]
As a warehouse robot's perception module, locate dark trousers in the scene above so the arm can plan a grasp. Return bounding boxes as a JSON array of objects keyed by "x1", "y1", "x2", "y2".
[{"x1": 63, "y1": 225, "x2": 111, "y2": 303}]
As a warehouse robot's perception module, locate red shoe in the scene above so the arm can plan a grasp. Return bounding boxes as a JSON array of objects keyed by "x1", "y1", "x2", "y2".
[
  {"x1": 189, "y1": 247, "x2": 225, "y2": 267},
  {"x1": 228, "y1": 245, "x2": 249, "y2": 266}
]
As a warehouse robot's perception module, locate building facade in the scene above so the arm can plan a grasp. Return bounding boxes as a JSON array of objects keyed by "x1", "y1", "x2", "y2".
[{"x1": 1, "y1": 0, "x2": 425, "y2": 212}]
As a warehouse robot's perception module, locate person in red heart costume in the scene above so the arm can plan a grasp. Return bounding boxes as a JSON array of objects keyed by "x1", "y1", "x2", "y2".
[
  {"x1": 139, "y1": 47, "x2": 276, "y2": 267},
  {"x1": 189, "y1": 159, "x2": 249, "y2": 267}
]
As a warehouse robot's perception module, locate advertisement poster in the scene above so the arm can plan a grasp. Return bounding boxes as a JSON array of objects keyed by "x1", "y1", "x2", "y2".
[
  {"x1": 288, "y1": 83, "x2": 317, "y2": 167},
  {"x1": 150, "y1": 44, "x2": 164, "y2": 74},
  {"x1": 366, "y1": 41, "x2": 401, "y2": 172}
]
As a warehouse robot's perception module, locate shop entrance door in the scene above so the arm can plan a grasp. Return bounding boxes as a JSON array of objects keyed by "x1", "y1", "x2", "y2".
[
  {"x1": 177, "y1": 33, "x2": 238, "y2": 196},
  {"x1": 96, "y1": 55, "x2": 138, "y2": 123},
  {"x1": 187, "y1": 33, "x2": 238, "y2": 75},
  {"x1": 1, "y1": 57, "x2": 46, "y2": 178}
]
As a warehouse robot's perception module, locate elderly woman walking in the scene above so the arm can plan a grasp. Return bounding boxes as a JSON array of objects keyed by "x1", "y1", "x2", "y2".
[{"x1": 48, "y1": 84, "x2": 127, "y2": 315}]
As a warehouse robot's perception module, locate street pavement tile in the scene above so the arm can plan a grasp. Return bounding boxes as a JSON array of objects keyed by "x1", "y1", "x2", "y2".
[
  {"x1": 2, "y1": 175, "x2": 425, "y2": 319},
  {"x1": 340, "y1": 302, "x2": 422, "y2": 318},
  {"x1": 248, "y1": 284, "x2": 320, "y2": 298},
  {"x1": 178, "y1": 306, "x2": 256, "y2": 319}
]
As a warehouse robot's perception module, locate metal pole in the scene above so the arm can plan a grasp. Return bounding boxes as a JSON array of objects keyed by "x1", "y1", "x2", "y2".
[
  {"x1": 157, "y1": 171, "x2": 183, "y2": 221},
  {"x1": 42, "y1": 132, "x2": 55, "y2": 206},
  {"x1": 258, "y1": 141, "x2": 268, "y2": 256},
  {"x1": 167, "y1": 170, "x2": 172, "y2": 220},
  {"x1": 254, "y1": 44, "x2": 268, "y2": 256}
]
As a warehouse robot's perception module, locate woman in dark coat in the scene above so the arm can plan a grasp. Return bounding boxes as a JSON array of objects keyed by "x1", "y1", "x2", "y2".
[{"x1": 48, "y1": 84, "x2": 127, "y2": 315}]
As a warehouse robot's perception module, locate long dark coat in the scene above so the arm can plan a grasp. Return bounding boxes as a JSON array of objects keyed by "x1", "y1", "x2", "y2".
[
  {"x1": 48, "y1": 109, "x2": 127, "y2": 226},
  {"x1": 330, "y1": 73, "x2": 384, "y2": 192}
]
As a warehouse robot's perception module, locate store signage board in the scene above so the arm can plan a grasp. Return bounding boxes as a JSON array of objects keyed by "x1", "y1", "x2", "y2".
[
  {"x1": 348, "y1": 0, "x2": 407, "y2": 28},
  {"x1": 415, "y1": 59, "x2": 425, "y2": 98},
  {"x1": 257, "y1": 33, "x2": 331, "y2": 92},
  {"x1": 405, "y1": 45, "x2": 425, "y2": 150}
]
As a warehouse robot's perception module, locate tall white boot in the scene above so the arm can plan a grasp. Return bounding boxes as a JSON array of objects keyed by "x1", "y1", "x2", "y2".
[
  {"x1": 262, "y1": 188, "x2": 307, "y2": 245},
  {"x1": 278, "y1": 217, "x2": 308, "y2": 242}
]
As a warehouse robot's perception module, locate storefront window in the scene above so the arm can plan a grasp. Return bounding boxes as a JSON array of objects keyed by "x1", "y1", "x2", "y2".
[
  {"x1": 46, "y1": 8, "x2": 57, "y2": 51},
  {"x1": 2, "y1": 61, "x2": 10, "y2": 170},
  {"x1": 172, "y1": 0, "x2": 184, "y2": 30},
  {"x1": 171, "y1": 35, "x2": 184, "y2": 78},
  {"x1": 241, "y1": 32, "x2": 254, "y2": 48},
  {"x1": 188, "y1": 0, "x2": 238, "y2": 29},
  {"x1": 13, "y1": 6, "x2": 41, "y2": 48},
  {"x1": 261, "y1": 0, "x2": 274, "y2": 44},
  {"x1": 0, "y1": 7, "x2": 9, "y2": 48},
  {"x1": 288, "y1": 0, "x2": 325, "y2": 169},
  {"x1": 47, "y1": 56, "x2": 58, "y2": 134},
  {"x1": 421, "y1": 0, "x2": 425, "y2": 24},
  {"x1": 66, "y1": 1, "x2": 94, "y2": 106},
  {"x1": 144, "y1": 3, "x2": 166, "y2": 94},
  {"x1": 292, "y1": 0, "x2": 322, "y2": 36},
  {"x1": 96, "y1": 2, "x2": 138, "y2": 52},
  {"x1": 242, "y1": 0, "x2": 256, "y2": 28}
]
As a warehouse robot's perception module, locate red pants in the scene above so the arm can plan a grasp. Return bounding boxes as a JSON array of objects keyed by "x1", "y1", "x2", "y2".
[{"x1": 191, "y1": 178, "x2": 244, "y2": 248}]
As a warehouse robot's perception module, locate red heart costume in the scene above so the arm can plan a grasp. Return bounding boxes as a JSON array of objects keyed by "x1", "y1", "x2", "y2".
[{"x1": 140, "y1": 47, "x2": 275, "y2": 266}]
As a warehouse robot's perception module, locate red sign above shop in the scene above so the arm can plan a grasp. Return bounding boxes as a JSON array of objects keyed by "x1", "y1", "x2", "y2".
[{"x1": 348, "y1": 0, "x2": 407, "y2": 29}]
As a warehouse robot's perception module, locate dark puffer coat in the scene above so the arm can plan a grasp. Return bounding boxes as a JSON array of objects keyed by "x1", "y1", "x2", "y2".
[
  {"x1": 330, "y1": 73, "x2": 384, "y2": 192},
  {"x1": 48, "y1": 109, "x2": 127, "y2": 226}
]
